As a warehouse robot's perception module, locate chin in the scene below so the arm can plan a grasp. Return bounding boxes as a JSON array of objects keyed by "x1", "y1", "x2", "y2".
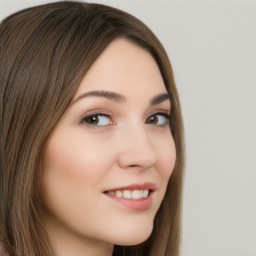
[{"x1": 110, "y1": 222, "x2": 153, "y2": 246}]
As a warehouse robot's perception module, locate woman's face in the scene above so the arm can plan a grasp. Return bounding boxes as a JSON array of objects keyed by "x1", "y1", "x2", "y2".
[{"x1": 42, "y1": 39, "x2": 176, "y2": 249}]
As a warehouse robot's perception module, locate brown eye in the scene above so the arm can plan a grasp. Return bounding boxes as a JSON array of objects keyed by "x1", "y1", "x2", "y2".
[
  {"x1": 147, "y1": 116, "x2": 158, "y2": 124},
  {"x1": 146, "y1": 113, "x2": 170, "y2": 126},
  {"x1": 84, "y1": 115, "x2": 100, "y2": 124},
  {"x1": 81, "y1": 114, "x2": 113, "y2": 126}
]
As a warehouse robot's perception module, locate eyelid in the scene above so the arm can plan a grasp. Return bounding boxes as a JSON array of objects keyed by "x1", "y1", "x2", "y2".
[
  {"x1": 153, "y1": 112, "x2": 170, "y2": 118},
  {"x1": 79, "y1": 109, "x2": 112, "y2": 121},
  {"x1": 148, "y1": 109, "x2": 171, "y2": 117}
]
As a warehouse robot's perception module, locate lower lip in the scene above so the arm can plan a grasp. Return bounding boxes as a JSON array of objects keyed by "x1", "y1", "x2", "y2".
[{"x1": 105, "y1": 193, "x2": 153, "y2": 210}]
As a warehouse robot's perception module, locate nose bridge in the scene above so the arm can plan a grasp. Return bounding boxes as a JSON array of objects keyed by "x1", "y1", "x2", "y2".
[{"x1": 117, "y1": 121, "x2": 158, "y2": 169}]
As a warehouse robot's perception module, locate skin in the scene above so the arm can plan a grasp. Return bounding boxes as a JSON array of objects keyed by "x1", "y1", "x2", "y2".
[{"x1": 41, "y1": 39, "x2": 176, "y2": 256}]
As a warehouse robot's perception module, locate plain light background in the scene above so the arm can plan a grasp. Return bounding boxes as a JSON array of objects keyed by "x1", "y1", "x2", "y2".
[{"x1": 1, "y1": 1, "x2": 255, "y2": 256}]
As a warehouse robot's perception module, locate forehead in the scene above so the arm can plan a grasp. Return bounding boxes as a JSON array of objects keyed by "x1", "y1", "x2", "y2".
[{"x1": 75, "y1": 39, "x2": 167, "y2": 98}]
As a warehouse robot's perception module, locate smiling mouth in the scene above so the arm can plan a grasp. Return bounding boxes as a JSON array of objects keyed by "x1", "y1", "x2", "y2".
[
  {"x1": 103, "y1": 183, "x2": 157, "y2": 210},
  {"x1": 103, "y1": 182, "x2": 157, "y2": 200},
  {"x1": 104, "y1": 189, "x2": 153, "y2": 200}
]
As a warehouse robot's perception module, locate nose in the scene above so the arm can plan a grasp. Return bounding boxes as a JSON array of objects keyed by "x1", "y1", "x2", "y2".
[{"x1": 117, "y1": 125, "x2": 158, "y2": 171}]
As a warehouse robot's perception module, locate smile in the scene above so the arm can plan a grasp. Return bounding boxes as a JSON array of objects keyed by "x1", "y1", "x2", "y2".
[
  {"x1": 105, "y1": 189, "x2": 150, "y2": 200},
  {"x1": 104, "y1": 182, "x2": 157, "y2": 210}
]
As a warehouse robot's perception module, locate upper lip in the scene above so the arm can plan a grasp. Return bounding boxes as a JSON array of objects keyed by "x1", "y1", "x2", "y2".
[{"x1": 104, "y1": 182, "x2": 157, "y2": 192}]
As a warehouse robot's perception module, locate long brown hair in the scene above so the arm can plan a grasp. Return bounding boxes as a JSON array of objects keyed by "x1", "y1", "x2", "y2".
[{"x1": 0, "y1": 2, "x2": 184, "y2": 255}]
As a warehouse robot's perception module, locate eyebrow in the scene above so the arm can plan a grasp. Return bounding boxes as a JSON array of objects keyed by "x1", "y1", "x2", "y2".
[
  {"x1": 150, "y1": 93, "x2": 170, "y2": 105},
  {"x1": 72, "y1": 90, "x2": 126, "y2": 104},
  {"x1": 72, "y1": 90, "x2": 170, "y2": 106}
]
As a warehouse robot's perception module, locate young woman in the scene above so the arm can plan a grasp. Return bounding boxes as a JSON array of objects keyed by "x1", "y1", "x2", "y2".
[{"x1": 0, "y1": 1, "x2": 184, "y2": 256}]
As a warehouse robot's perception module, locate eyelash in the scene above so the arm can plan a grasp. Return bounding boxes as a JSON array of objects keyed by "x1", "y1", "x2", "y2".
[{"x1": 80, "y1": 111, "x2": 171, "y2": 128}]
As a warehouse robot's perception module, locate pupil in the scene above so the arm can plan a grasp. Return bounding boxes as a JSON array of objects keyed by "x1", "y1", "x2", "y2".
[
  {"x1": 88, "y1": 115, "x2": 98, "y2": 124},
  {"x1": 150, "y1": 116, "x2": 157, "y2": 124}
]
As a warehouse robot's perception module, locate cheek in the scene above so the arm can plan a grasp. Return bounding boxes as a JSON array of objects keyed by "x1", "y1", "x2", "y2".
[
  {"x1": 43, "y1": 134, "x2": 108, "y2": 186},
  {"x1": 41, "y1": 135, "x2": 99, "y2": 214},
  {"x1": 41, "y1": 130, "x2": 118, "y2": 212},
  {"x1": 155, "y1": 134, "x2": 176, "y2": 181},
  {"x1": 41, "y1": 133, "x2": 116, "y2": 236},
  {"x1": 43, "y1": 140, "x2": 87, "y2": 188}
]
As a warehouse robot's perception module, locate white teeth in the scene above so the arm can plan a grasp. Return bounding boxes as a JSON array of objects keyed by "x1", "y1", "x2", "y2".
[
  {"x1": 116, "y1": 190, "x2": 122, "y2": 198},
  {"x1": 107, "y1": 189, "x2": 150, "y2": 199},
  {"x1": 123, "y1": 190, "x2": 132, "y2": 199},
  {"x1": 132, "y1": 190, "x2": 141, "y2": 199},
  {"x1": 143, "y1": 189, "x2": 149, "y2": 198}
]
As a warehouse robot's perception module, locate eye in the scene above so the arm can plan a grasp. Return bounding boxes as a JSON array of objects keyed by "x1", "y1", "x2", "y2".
[
  {"x1": 81, "y1": 113, "x2": 115, "y2": 127},
  {"x1": 146, "y1": 112, "x2": 170, "y2": 126}
]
